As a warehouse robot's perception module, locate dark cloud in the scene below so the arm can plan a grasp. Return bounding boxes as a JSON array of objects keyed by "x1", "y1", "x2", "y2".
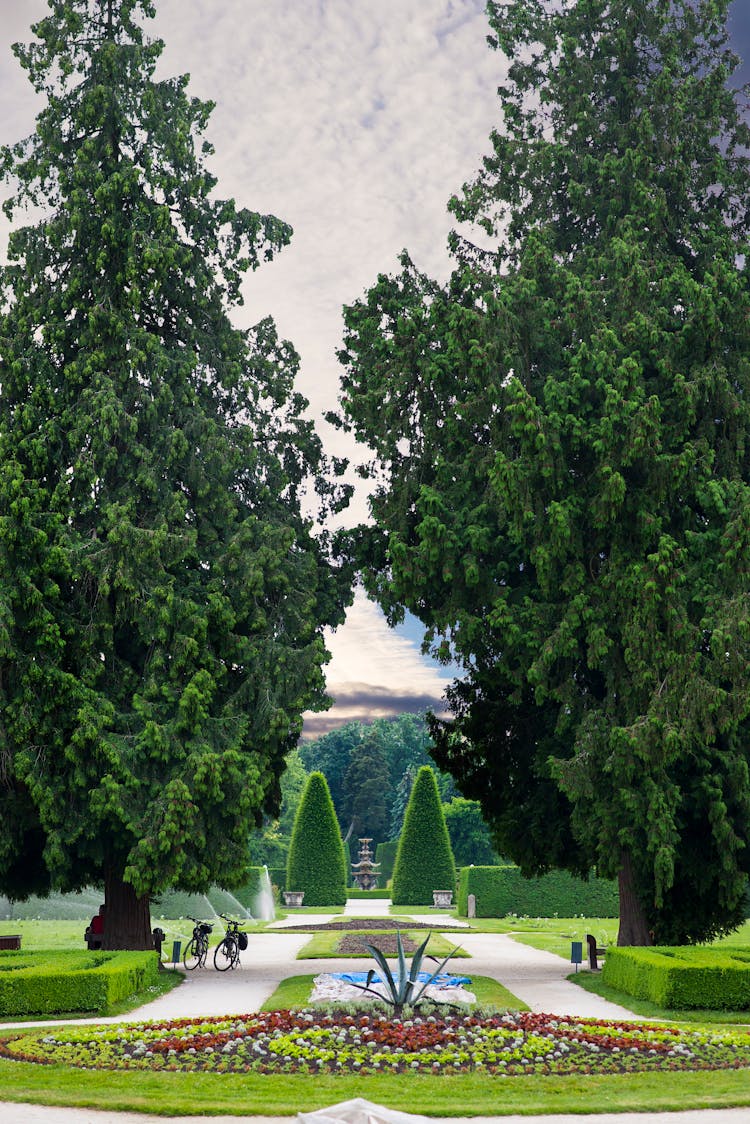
[{"x1": 302, "y1": 683, "x2": 449, "y2": 739}]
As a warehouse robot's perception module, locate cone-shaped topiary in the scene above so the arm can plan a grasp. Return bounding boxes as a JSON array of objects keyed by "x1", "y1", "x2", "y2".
[
  {"x1": 391, "y1": 766, "x2": 456, "y2": 905},
  {"x1": 286, "y1": 772, "x2": 347, "y2": 906}
]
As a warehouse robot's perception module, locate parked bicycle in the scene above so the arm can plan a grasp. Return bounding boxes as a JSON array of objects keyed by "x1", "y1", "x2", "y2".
[
  {"x1": 183, "y1": 917, "x2": 213, "y2": 970},
  {"x1": 213, "y1": 914, "x2": 248, "y2": 971}
]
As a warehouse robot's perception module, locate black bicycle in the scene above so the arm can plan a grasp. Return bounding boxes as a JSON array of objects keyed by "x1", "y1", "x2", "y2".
[
  {"x1": 213, "y1": 914, "x2": 248, "y2": 971},
  {"x1": 183, "y1": 917, "x2": 213, "y2": 970}
]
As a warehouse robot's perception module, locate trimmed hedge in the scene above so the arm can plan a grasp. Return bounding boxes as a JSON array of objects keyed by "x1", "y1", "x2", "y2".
[
  {"x1": 457, "y1": 865, "x2": 619, "y2": 918},
  {"x1": 268, "y1": 866, "x2": 286, "y2": 893},
  {"x1": 0, "y1": 950, "x2": 160, "y2": 1016},
  {"x1": 346, "y1": 888, "x2": 391, "y2": 899},
  {"x1": 603, "y1": 945, "x2": 750, "y2": 1009},
  {"x1": 375, "y1": 840, "x2": 399, "y2": 883},
  {"x1": 286, "y1": 772, "x2": 347, "y2": 906},
  {"x1": 391, "y1": 767, "x2": 456, "y2": 906},
  {"x1": 228, "y1": 868, "x2": 265, "y2": 912}
]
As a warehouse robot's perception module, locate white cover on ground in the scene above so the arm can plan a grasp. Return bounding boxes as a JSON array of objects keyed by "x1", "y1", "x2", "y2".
[
  {"x1": 310, "y1": 972, "x2": 476, "y2": 1005},
  {"x1": 298, "y1": 1097, "x2": 432, "y2": 1124}
]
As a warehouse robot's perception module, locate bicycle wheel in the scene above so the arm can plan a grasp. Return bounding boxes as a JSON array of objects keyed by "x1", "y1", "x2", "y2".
[
  {"x1": 214, "y1": 936, "x2": 236, "y2": 971},
  {"x1": 183, "y1": 938, "x2": 201, "y2": 970}
]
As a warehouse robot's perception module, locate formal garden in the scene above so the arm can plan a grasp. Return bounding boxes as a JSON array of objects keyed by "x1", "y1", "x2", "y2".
[
  {"x1": 1, "y1": 730, "x2": 750, "y2": 1115},
  {"x1": 4, "y1": 0, "x2": 750, "y2": 1117}
]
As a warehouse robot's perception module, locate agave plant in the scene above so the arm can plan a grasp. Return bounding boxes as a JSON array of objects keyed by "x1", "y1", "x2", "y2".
[{"x1": 347, "y1": 930, "x2": 463, "y2": 1015}]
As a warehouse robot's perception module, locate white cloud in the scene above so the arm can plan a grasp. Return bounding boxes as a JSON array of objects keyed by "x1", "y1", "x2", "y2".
[{"x1": 324, "y1": 588, "x2": 449, "y2": 694}]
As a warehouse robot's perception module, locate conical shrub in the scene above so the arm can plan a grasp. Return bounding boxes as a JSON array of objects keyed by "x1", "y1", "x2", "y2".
[
  {"x1": 286, "y1": 772, "x2": 347, "y2": 906},
  {"x1": 391, "y1": 766, "x2": 456, "y2": 905}
]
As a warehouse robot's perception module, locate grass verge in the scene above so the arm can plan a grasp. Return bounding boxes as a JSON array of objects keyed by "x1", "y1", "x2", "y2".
[{"x1": 0, "y1": 1059, "x2": 749, "y2": 1116}]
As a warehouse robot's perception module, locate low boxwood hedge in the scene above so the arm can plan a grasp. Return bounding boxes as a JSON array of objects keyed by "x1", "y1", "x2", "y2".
[
  {"x1": 457, "y1": 865, "x2": 619, "y2": 918},
  {"x1": 346, "y1": 888, "x2": 391, "y2": 899},
  {"x1": 603, "y1": 945, "x2": 750, "y2": 1009},
  {"x1": 0, "y1": 949, "x2": 160, "y2": 1016}
]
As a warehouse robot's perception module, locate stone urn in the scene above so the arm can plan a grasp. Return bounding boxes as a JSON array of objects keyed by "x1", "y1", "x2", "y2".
[
  {"x1": 282, "y1": 891, "x2": 305, "y2": 907},
  {"x1": 432, "y1": 890, "x2": 453, "y2": 909}
]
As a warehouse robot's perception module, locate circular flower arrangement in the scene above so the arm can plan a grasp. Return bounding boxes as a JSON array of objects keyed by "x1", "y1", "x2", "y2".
[{"x1": 1, "y1": 1011, "x2": 749, "y2": 1076}]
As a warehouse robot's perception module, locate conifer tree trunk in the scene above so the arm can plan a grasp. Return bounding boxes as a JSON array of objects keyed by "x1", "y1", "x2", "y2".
[
  {"x1": 617, "y1": 851, "x2": 652, "y2": 947},
  {"x1": 102, "y1": 869, "x2": 152, "y2": 951}
]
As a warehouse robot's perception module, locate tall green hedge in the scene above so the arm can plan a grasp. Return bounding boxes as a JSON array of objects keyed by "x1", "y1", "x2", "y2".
[
  {"x1": 375, "y1": 840, "x2": 399, "y2": 883},
  {"x1": 268, "y1": 866, "x2": 286, "y2": 893},
  {"x1": 457, "y1": 865, "x2": 619, "y2": 917},
  {"x1": 391, "y1": 767, "x2": 456, "y2": 905},
  {"x1": 286, "y1": 772, "x2": 347, "y2": 906}
]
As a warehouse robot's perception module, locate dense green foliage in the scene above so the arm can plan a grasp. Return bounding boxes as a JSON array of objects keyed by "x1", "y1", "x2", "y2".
[
  {"x1": 248, "y1": 750, "x2": 309, "y2": 869},
  {"x1": 603, "y1": 946, "x2": 750, "y2": 1010},
  {"x1": 391, "y1": 767, "x2": 456, "y2": 905},
  {"x1": 285, "y1": 772, "x2": 347, "y2": 906},
  {"x1": 375, "y1": 839, "x2": 399, "y2": 884},
  {"x1": 341, "y1": 730, "x2": 391, "y2": 843},
  {"x1": 299, "y1": 714, "x2": 437, "y2": 831},
  {"x1": 457, "y1": 865, "x2": 618, "y2": 919},
  {"x1": 333, "y1": 0, "x2": 750, "y2": 944},
  {"x1": 0, "y1": 0, "x2": 348, "y2": 946},
  {"x1": 267, "y1": 866, "x2": 286, "y2": 894},
  {"x1": 443, "y1": 798, "x2": 499, "y2": 867},
  {"x1": 0, "y1": 949, "x2": 159, "y2": 1016}
]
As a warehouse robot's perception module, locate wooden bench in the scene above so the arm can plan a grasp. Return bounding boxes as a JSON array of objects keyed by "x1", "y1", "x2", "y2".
[
  {"x1": 0, "y1": 934, "x2": 22, "y2": 951},
  {"x1": 586, "y1": 932, "x2": 606, "y2": 970}
]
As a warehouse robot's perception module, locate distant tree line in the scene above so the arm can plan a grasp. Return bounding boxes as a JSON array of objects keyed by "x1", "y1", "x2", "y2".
[{"x1": 248, "y1": 713, "x2": 499, "y2": 873}]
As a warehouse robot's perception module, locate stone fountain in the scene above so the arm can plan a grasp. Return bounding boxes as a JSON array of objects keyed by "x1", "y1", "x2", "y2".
[{"x1": 351, "y1": 838, "x2": 381, "y2": 890}]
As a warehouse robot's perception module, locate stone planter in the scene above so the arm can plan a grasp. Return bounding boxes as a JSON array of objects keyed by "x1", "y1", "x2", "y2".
[
  {"x1": 432, "y1": 890, "x2": 453, "y2": 909},
  {"x1": 282, "y1": 891, "x2": 305, "y2": 907}
]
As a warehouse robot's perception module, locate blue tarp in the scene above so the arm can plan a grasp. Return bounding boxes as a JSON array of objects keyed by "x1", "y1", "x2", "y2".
[{"x1": 332, "y1": 971, "x2": 471, "y2": 987}]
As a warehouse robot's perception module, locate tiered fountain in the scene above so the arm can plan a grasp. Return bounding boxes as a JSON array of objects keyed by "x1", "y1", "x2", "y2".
[{"x1": 351, "y1": 838, "x2": 381, "y2": 890}]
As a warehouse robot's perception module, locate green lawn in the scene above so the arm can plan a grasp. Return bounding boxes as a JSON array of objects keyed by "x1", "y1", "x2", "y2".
[
  {"x1": 0, "y1": 916, "x2": 276, "y2": 954},
  {"x1": 0, "y1": 1058, "x2": 748, "y2": 1116}
]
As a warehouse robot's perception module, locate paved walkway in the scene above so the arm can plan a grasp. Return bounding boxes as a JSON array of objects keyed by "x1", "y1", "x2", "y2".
[
  {"x1": 1, "y1": 903, "x2": 747, "y2": 1123},
  {"x1": 2, "y1": 1107, "x2": 749, "y2": 1124}
]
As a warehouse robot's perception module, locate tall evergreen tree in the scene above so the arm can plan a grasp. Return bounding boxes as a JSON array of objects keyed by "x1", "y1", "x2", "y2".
[
  {"x1": 0, "y1": 0, "x2": 349, "y2": 947},
  {"x1": 286, "y1": 771, "x2": 347, "y2": 906},
  {"x1": 334, "y1": 0, "x2": 750, "y2": 943},
  {"x1": 390, "y1": 766, "x2": 456, "y2": 906},
  {"x1": 341, "y1": 730, "x2": 391, "y2": 843}
]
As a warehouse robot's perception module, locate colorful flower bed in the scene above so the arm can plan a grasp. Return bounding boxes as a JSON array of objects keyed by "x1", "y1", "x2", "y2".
[{"x1": 2, "y1": 1010, "x2": 749, "y2": 1076}]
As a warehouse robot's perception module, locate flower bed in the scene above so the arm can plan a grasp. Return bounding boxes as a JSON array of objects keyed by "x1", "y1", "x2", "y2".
[{"x1": 2, "y1": 1010, "x2": 749, "y2": 1076}]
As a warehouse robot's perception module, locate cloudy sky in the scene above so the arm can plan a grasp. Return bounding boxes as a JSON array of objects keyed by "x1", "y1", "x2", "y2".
[{"x1": 2, "y1": 1, "x2": 750, "y2": 736}]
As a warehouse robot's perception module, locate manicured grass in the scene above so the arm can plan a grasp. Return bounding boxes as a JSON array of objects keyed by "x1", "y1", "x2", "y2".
[
  {"x1": 296, "y1": 930, "x2": 468, "y2": 959},
  {"x1": 508, "y1": 919, "x2": 617, "y2": 958},
  {"x1": 0, "y1": 1058, "x2": 749, "y2": 1116},
  {"x1": 0, "y1": 917, "x2": 276, "y2": 957}
]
